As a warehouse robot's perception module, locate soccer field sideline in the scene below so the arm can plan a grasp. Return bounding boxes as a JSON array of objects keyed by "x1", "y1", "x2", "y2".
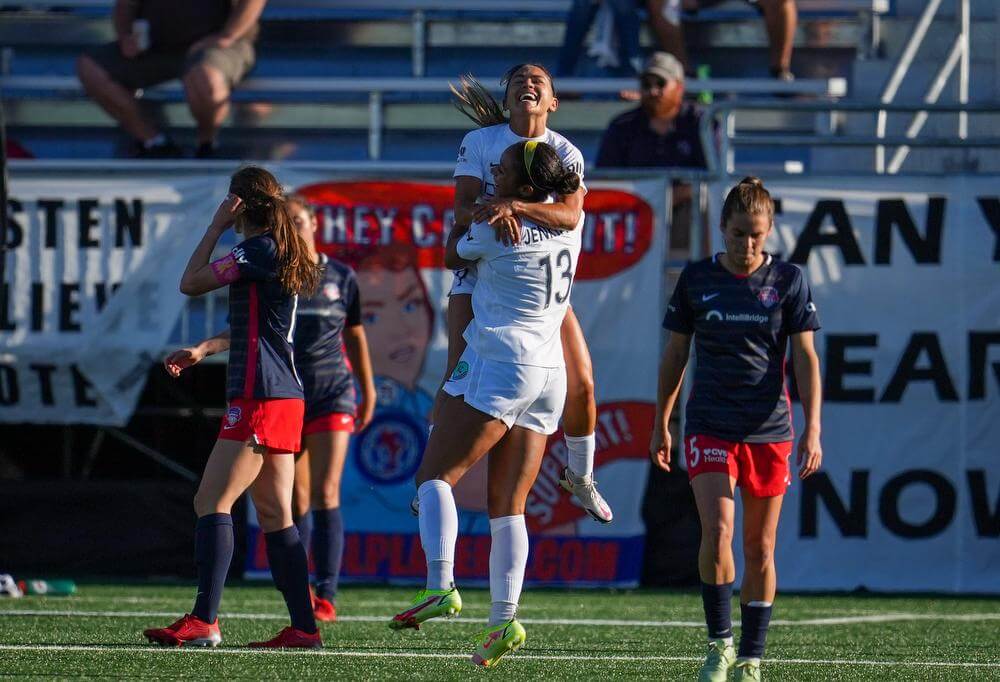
[
  {"x1": 5, "y1": 607, "x2": 1000, "y2": 629},
  {"x1": 4, "y1": 586, "x2": 999, "y2": 679},
  {"x1": 0, "y1": 643, "x2": 998, "y2": 671}
]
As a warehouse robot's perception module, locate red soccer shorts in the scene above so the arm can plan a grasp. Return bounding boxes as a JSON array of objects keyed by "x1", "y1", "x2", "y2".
[
  {"x1": 684, "y1": 433, "x2": 793, "y2": 497},
  {"x1": 218, "y1": 398, "x2": 305, "y2": 454},
  {"x1": 303, "y1": 412, "x2": 355, "y2": 436}
]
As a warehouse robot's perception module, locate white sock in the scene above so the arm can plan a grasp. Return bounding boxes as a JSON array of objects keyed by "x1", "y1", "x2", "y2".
[
  {"x1": 564, "y1": 433, "x2": 595, "y2": 478},
  {"x1": 417, "y1": 479, "x2": 457, "y2": 590},
  {"x1": 488, "y1": 515, "x2": 528, "y2": 626}
]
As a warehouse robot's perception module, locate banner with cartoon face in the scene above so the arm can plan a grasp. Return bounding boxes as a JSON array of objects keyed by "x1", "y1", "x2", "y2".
[{"x1": 232, "y1": 174, "x2": 667, "y2": 587}]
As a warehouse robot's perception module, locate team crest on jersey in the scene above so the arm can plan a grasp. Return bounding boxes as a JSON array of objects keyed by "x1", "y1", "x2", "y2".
[
  {"x1": 323, "y1": 282, "x2": 341, "y2": 301},
  {"x1": 450, "y1": 360, "x2": 470, "y2": 381},
  {"x1": 354, "y1": 411, "x2": 426, "y2": 484},
  {"x1": 224, "y1": 406, "x2": 242, "y2": 429},
  {"x1": 757, "y1": 286, "x2": 780, "y2": 309}
]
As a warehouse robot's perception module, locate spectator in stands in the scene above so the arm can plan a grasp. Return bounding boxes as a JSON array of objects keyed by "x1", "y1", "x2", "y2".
[
  {"x1": 596, "y1": 52, "x2": 709, "y2": 250},
  {"x1": 596, "y1": 52, "x2": 706, "y2": 171},
  {"x1": 557, "y1": 0, "x2": 643, "y2": 77},
  {"x1": 648, "y1": 0, "x2": 797, "y2": 80},
  {"x1": 76, "y1": 0, "x2": 264, "y2": 158}
]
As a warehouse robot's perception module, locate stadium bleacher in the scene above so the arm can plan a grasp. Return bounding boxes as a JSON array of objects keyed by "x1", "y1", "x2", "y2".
[{"x1": 0, "y1": 0, "x2": 882, "y2": 164}]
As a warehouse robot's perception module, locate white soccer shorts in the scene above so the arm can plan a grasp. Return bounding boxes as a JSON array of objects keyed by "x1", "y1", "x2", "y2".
[{"x1": 442, "y1": 345, "x2": 566, "y2": 435}]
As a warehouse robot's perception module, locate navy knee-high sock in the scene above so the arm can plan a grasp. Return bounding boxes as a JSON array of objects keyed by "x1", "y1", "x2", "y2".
[
  {"x1": 738, "y1": 601, "x2": 773, "y2": 660},
  {"x1": 191, "y1": 513, "x2": 234, "y2": 624},
  {"x1": 701, "y1": 582, "x2": 734, "y2": 640},
  {"x1": 293, "y1": 512, "x2": 313, "y2": 559},
  {"x1": 313, "y1": 507, "x2": 344, "y2": 602},
  {"x1": 264, "y1": 526, "x2": 317, "y2": 633}
]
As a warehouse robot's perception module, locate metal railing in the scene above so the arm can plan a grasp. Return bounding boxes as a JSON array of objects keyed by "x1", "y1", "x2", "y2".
[
  {"x1": 1, "y1": 74, "x2": 847, "y2": 160},
  {"x1": 875, "y1": 0, "x2": 970, "y2": 174},
  {"x1": 701, "y1": 101, "x2": 1000, "y2": 176}
]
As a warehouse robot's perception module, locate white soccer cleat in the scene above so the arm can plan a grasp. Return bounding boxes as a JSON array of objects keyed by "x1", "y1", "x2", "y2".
[{"x1": 559, "y1": 467, "x2": 613, "y2": 524}]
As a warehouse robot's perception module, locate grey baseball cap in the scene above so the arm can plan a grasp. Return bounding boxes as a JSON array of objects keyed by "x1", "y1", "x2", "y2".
[{"x1": 642, "y1": 52, "x2": 685, "y2": 82}]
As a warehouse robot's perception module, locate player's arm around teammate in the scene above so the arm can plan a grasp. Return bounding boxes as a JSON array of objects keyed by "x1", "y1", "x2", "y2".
[
  {"x1": 145, "y1": 167, "x2": 323, "y2": 649},
  {"x1": 286, "y1": 196, "x2": 376, "y2": 623},
  {"x1": 441, "y1": 65, "x2": 610, "y2": 523},
  {"x1": 650, "y1": 177, "x2": 822, "y2": 681},
  {"x1": 391, "y1": 142, "x2": 582, "y2": 668}
]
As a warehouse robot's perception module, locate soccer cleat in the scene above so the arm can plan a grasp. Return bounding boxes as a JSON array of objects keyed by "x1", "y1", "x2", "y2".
[
  {"x1": 388, "y1": 586, "x2": 462, "y2": 630},
  {"x1": 470, "y1": 619, "x2": 526, "y2": 668},
  {"x1": 559, "y1": 467, "x2": 613, "y2": 524},
  {"x1": 313, "y1": 594, "x2": 337, "y2": 623},
  {"x1": 143, "y1": 614, "x2": 221, "y2": 647},
  {"x1": 698, "y1": 639, "x2": 736, "y2": 682},
  {"x1": 248, "y1": 626, "x2": 322, "y2": 648},
  {"x1": 734, "y1": 659, "x2": 762, "y2": 681}
]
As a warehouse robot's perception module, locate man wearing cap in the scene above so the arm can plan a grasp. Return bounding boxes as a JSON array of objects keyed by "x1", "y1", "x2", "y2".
[{"x1": 596, "y1": 52, "x2": 707, "y2": 171}]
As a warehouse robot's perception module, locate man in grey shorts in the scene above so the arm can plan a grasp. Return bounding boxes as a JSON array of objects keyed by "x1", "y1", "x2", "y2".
[{"x1": 76, "y1": 0, "x2": 264, "y2": 158}]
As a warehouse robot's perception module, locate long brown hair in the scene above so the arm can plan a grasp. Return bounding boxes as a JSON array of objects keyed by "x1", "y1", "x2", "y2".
[
  {"x1": 720, "y1": 176, "x2": 774, "y2": 227},
  {"x1": 229, "y1": 166, "x2": 320, "y2": 296},
  {"x1": 451, "y1": 64, "x2": 557, "y2": 129}
]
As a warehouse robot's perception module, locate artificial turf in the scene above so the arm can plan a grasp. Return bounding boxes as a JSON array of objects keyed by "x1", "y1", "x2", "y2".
[{"x1": 0, "y1": 584, "x2": 998, "y2": 680}]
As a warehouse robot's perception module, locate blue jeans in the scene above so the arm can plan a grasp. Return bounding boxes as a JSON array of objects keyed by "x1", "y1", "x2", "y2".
[{"x1": 557, "y1": 0, "x2": 642, "y2": 77}]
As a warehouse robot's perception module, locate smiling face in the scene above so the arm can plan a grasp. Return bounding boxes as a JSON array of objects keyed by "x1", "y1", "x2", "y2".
[
  {"x1": 356, "y1": 256, "x2": 432, "y2": 389},
  {"x1": 504, "y1": 65, "x2": 558, "y2": 121},
  {"x1": 722, "y1": 212, "x2": 772, "y2": 269}
]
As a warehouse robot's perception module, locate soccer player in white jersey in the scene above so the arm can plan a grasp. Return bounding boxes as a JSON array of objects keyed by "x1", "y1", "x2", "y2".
[
  {"x1": 436, "y1": 63, "x2": 611, "y2": 523},
  {"x1": 389, "y1": 141, "x2": 582, "y2": 668}
]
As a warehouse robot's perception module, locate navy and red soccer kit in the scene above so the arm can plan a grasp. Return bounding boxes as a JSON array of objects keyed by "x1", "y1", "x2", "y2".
[
  {"x1": 293, "y1": 254, "x2": 362, "y2": 435},
  {"x1": 211, "y1": 233, "x2": 304, "y2": 453},
  {"x1": 663, "y1": 253, "x2": 820, "y2": 495}
]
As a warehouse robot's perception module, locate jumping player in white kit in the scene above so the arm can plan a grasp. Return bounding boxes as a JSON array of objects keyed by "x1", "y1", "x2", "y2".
[
  {"x1": 435, "y1": 63, "x2": 612, "y2": 524},
  {"x1": 389, "y1": 140, "x2": 582, "y2": 668}
]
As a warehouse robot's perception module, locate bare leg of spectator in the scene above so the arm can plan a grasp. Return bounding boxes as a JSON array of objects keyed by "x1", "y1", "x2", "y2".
[
  {"x1": 183, "y1": 62, "x2": 231, "y2": 155},
  {"x1": 647, "y1": 0, "x2": 689, "y2": 72},
  {"x1": 76, "y1": 54, "x2": 159, "y2": 143},
  {"x1": 758, "y1": 0, "x2": 797, "y2": 76}
]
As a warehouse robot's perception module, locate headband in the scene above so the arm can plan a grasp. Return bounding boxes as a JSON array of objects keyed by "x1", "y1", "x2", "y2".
[{"x1": 523, "y1": 140, "x2": 539, "y2": 188}]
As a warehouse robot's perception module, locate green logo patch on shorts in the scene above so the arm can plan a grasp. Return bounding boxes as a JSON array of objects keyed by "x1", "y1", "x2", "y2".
[{"x1": 450, "y1": 360, "x2": 470, "y2": 381}]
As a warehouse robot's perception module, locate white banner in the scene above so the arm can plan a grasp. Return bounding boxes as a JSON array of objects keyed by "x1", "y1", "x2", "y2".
[
  {"x1": 710, "y1": 176, "x2": 1000, "y2": 592},
  {"x1": 1, "y1": 173, "x2": 228, "y2": 424}
]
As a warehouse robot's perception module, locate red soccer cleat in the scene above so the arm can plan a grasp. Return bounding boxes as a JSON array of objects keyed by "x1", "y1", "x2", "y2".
[
  {"x1": 143, "y1": 614, "x2": 221, "y2": 647},
  {"x1": 313, "y1": 595, "x2": 337, "y2": 622},
  {"x1": 248, "y1": 626, "x2": 323, "y2": 649}
]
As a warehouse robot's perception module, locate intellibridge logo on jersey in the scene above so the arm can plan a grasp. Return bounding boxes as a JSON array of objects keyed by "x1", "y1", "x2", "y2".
[
  {"x1": 706, "y1": 310, "x2": 769, "y2": 324},
  {"x1": 294, "y1": 181, "x2": 655, "y2": 279}
]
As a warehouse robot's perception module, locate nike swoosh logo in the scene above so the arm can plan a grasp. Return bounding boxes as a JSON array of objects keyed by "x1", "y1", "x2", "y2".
[{"x1": 702, "y1": 293, "x2": 720, "y2": 302}]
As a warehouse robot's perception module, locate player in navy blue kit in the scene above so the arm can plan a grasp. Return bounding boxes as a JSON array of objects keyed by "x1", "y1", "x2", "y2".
[
  {"x1": 286, "y1": 195, "x2": 376, "y2": 623},
  {"x1": 650, "y1": 177, "x2": 823, "y2": 681},
  {"x1": 146, "y1": 166, "x2": 323, "y2": 649}
]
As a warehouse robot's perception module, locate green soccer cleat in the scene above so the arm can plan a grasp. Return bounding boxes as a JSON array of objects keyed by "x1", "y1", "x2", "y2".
[
  {"x1": 698, "y1": 639, "x2": 736, "y2": 682},
  {"x1": 734, "y1": 659, "x2": 761, "y2": 681},
  {"x1": 470, "y1": 619, "x2": 526, "y2": 668},
  {"x1": 388, "y1": 587, "x2": 462, "y2": 630}
]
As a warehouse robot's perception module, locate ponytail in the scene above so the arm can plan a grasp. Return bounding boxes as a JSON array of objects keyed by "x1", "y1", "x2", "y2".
[
  {"x1": 229, "y1": 166, "x2": 320, "y2": 297},
  {"x1": 720, "y1": 176, "x2": 774, "y2": 227},
  {"x1": 451, "y1": 74, "x2": 507, "y2": 128},
  {"x1": 512, "y1": 141, "x2": 581, "y2": 199}
]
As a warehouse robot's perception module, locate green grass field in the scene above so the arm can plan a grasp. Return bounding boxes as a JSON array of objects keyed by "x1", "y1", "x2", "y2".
[{"x1": 1, "y1": 584, "x2": 998, "y2": 680}]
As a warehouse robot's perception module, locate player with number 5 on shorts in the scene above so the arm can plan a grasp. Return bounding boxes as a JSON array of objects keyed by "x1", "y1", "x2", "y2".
[
  {"x1": 650, "y1": 177, "x2": 824, "y2": 681},
  {"x1": 388, "y1": 140, "x2": 582, "y2": 669}
]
